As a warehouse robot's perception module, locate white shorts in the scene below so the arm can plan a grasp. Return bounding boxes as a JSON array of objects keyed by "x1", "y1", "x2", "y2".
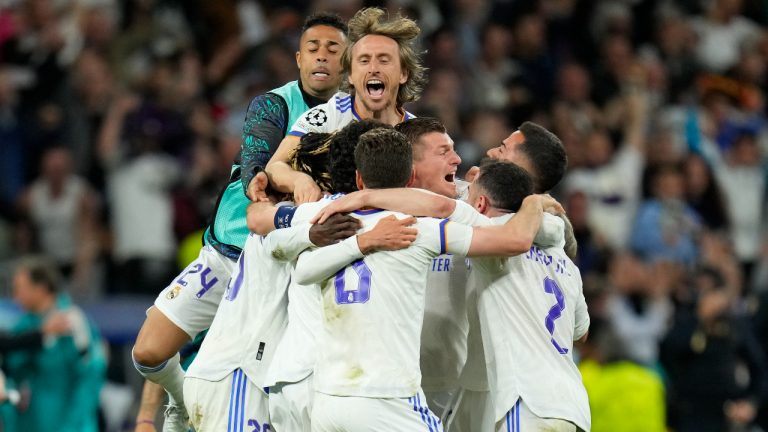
[
  {"x1": 496, "y1": 399, "x2": 580, "y2": 432},
  {"x1": 445, "y1": 389, "x2": 494, "y2": 432},
  {"x1": 184, "y1": 369, "x2": 270, "y2": 432},
  {"x1": 269, "y1": 375, "x2": 313, "y2": 432},
  {"x1": 312, "y1": 390, "x2": 443, "y2": 432},
  {"x1": 154, "y1": 245, "x2": 235, "y2": 337},
  {"x1": 423, "y1": 388, "x2": 457, "y2": 423}
]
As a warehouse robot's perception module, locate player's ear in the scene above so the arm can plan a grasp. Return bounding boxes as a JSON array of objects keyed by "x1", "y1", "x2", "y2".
[
  {"x1": 476, "y1": 195, "x2": 489, "y2": 214},
  {"x1": 405, "y1": 166, "x2": 416, "y2": 187},
  {"x1": 296, "y1": 50, "x2": 301, "y2": 69},
  {"x1": 399, "y1": 67, "x2": 408, "y2": 85},
  {"x1": 355, "y1": 171, "x2": 365, "y2": 190}
]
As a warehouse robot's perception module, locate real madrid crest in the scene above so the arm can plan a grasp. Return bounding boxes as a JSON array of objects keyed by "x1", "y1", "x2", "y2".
[{"x1": 166, "y1": 285, "x2": 182, "y2": 300}]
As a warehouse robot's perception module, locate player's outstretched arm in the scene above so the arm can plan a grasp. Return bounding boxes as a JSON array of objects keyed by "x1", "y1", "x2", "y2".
[
  {"x1": 265, "y1": 135, "x2": 322, "y2": 204},
  {"x1": 262, "y1": 214, "x2": 361, "y2": 262},
  {"x1": 294, "y1": 215, "x2": 417, "y2": 285},
  {"x1": 466, "y1": 194, "x2": 551, "y2": 257},
  {"x1": 311, "y1": 188, "x2": 456, "y2": 224}
]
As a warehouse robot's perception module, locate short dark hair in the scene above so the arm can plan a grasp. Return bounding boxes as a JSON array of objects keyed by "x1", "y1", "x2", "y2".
[
  {"x1": 518, "y1": 121, "x2": 567, "y2": 193},
  {"x1": 291, "y1": 132, "x2": 334, "y2": 193},
  {"x1": 354, "y1": 129, "x2": 412, "y2": 189},
  {"x1": 16, "y1": 255, "x2": 61, "y2": 294},
  {"x1": 476, "y1": 159, "x2": 534, "y2": 212},
  {"x1": 329, "y1": 120, "x2": 393, "y2": 193},
  {"x1": 394, "y1": 117, "x2": 447, "y2": 160},
  {"x1": 302, "y1": 12, "x2": 348, "y2": 35}
]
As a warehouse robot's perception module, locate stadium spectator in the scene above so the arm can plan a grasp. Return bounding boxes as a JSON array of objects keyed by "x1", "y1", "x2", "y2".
[{"x1": 3, "y1": 256, "x2": 106, "y2": 432}]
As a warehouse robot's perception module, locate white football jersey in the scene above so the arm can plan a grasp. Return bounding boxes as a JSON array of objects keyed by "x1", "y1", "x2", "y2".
[
  {"x1": 293, "y1": 210, "x2": 474, "y2": 398},
  {"x1": 420, "y1": 253, "x2": 471, "y2": 392},
  {"x1": 263, "y1": 197, "x2": 349, "y2": 386},
  {"x1": 471, "y1": 213, "x2": 591, "y2": 431},
  {"x1": 287, "y1": 92, "x2": 415, "y2": 138},
  {"x1": 185, "y1": 225, "x2": 311, "y2": 388}
]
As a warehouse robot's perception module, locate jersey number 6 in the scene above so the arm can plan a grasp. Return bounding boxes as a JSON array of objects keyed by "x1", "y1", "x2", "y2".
[{"x1": 334, "y1": 259, "x2": 372, "y2": 304}]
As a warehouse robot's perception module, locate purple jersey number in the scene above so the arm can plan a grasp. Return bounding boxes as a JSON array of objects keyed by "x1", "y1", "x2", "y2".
[
  {"x1": 543, "y1": 276, "x2": 568, "y2": 354},
  {"x1": 224, "y1": 253, "x2": 245, "y2": 301},
  {"x1": 334, "y1": 259, "x2": 372, "y2": 304}
]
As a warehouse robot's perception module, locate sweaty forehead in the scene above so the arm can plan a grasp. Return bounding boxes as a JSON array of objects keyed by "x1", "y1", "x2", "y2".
[{"x1": 414, "y1": 132, "x2": 451, "y2": 157}]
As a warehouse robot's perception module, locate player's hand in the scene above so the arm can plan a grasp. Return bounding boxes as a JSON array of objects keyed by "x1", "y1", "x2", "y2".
[
  {"x1": 310, "y1": 191, "x2": 368, "y2": 224},
  {"x1": 357, "y1": 215, "x2": 418, "y2": 254},
  {"x1": 309, "y1": 214, "x2": 361, "y2": 247},
  {"x1": 293, "y1": 175, "x2": 323, "y2": 204},
  {"x1": 41, "y1": 311, "x2": 71, "y2": 336},
  {"x1": 247, "y1": 171, "x2": 270, "y2": 202},
  {"x1": 537, "y1": 194, "x2": 565, "y2": 215}
]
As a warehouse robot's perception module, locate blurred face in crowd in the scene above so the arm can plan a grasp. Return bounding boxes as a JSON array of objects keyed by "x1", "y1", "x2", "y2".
[
  {"x1": 486, "y1": 130, "x2": 535, "y2": 176},
  {"x1": 12, "y1": 269, "x2": 46, "y2": 313},
  {"x1": 653, "y1": 169, "x2": 685, "y2": 201},
  {"x1": 411, "y1": 132, "x2": 461, "y2": 198},
  {"x1": 297, "y1": 25, "x2": 346, "y2": 99},
  {"x1": 349, "y1": 34, "x2": 408, "y2": 114}
]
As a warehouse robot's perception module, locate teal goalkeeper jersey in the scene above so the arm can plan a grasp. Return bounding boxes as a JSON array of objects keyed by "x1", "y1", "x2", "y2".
[{"x1": 204, "y1": 81, "x2": 326, "y2": 258}]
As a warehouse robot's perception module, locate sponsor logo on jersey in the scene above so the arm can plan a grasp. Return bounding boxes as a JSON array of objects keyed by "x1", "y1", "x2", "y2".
[{"x1": 166, "y1": 285, "x2": 182, "y2": 300}]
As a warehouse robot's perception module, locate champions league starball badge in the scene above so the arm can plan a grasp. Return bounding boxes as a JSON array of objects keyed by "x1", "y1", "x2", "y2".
[{"x1": 306, "y1": 109, "x2": 327, "y2": 126}]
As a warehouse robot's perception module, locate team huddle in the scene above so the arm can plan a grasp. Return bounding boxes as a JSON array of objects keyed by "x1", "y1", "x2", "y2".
[{"x1": 131, "y1": 8, "x2": 590, "y2": 432}]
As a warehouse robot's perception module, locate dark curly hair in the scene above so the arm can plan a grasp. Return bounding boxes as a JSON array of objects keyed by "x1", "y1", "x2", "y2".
[
  {"x1": 290, "y1": 132, "x2": 334, "y2": 193},
  {"x1": 329, "y1": 120, "x2": 393, "y2": 193}
]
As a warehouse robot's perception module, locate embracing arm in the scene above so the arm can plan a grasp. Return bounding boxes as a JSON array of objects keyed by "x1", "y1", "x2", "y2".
[
  {"x1": 466, "y1": 195, "x2": 547, "y2": 257},
  {"x1": 265, "y1": 136, "x2": 322, "y2": 204},
  {"x1": 311, "y1": 188, "x2": 456, "y2": 224},
  {"x1": 294, "y1": 215, "x2": 417, "y2": 285}
]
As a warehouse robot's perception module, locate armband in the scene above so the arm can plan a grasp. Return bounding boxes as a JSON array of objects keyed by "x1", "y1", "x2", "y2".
[{"x1": 274, "y1": 206, "x2": 297, "y2": 229}]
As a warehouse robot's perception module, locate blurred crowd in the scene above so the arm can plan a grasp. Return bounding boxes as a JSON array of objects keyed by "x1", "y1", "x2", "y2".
[{"x1": 0, "y1": 0, "x2": 767, "y2": 430}]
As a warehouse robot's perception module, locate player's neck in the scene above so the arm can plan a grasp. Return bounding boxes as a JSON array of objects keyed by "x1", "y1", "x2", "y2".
[
  {"x1": 486, "y1": 208, "x2": 511, "y2": 218},
  {"x1": 354, "y1": 97, "x2": 404, "y2": 126}
]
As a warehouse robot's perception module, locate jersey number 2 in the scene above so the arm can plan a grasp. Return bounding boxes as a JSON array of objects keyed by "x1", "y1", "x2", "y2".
[
  {"x1": 543, "y1": 277, "x2": 568, "y2": 354},
  {"x1": 334, "y1": 259, "x2": 371, "y2": 304}
]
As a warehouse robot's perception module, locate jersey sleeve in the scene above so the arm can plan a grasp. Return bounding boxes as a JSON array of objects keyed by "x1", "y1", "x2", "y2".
[
  {"x1": 418, "y1": 218, "x2": 473, "y2": 257},
  {"x1": 260, "y1": 224, "x2": 313, "y2": 262},
  {"x1": 293, "y1": 236, "x2": 364, "y2": 285},
  {"x1": 534, "y1": 213, "x2": 565, "y2": 249},
  {"x1": 573, "y1": 270, "x2": 590, "y2": 340},
  {"x1": 288, "y1": 104, "x2": 332, "y2": 137},
  {"x1": 240, "y1": 93, "x2": 290, "y2": 194},
  {"x1": 449, "y1": 200, "x2": 491, "y2": 226}
]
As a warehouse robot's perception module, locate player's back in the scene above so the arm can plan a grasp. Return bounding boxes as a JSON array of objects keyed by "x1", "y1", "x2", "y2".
[
  {"x1": 186, "y1": 231, "x2": 294, "y2": 387},
  {"x1": 472, "y1": 215, "x2": 590, "y2": 430},
  {"x1": 302, "y1": 209, "x2": 471, "y2": 399}
]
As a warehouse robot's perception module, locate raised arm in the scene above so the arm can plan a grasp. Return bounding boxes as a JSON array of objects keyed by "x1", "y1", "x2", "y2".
[
  {"x1": 265, "y1": 136, "x2": 323, "y2": 204},
  {"x1": 466, "y1": 194, "x2": 549, "y2": 257},
  {"x1": 294, "y1": 215, "x2": 417, "y2": 285},
  {"x1": 311, "y1": 188, "x2": 456, "y2": 224},
  {"x1": 241, "y1": 93, "x2": 291, "y2": 201}
]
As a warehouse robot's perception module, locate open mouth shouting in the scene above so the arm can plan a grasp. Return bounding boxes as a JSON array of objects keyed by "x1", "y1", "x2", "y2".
[
  {"x1": 366, "y1": 79, "x2": 385, "y2": 99},
  {"x1": 444, "y1": 172, "x2": 456, "y2": 184}
]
